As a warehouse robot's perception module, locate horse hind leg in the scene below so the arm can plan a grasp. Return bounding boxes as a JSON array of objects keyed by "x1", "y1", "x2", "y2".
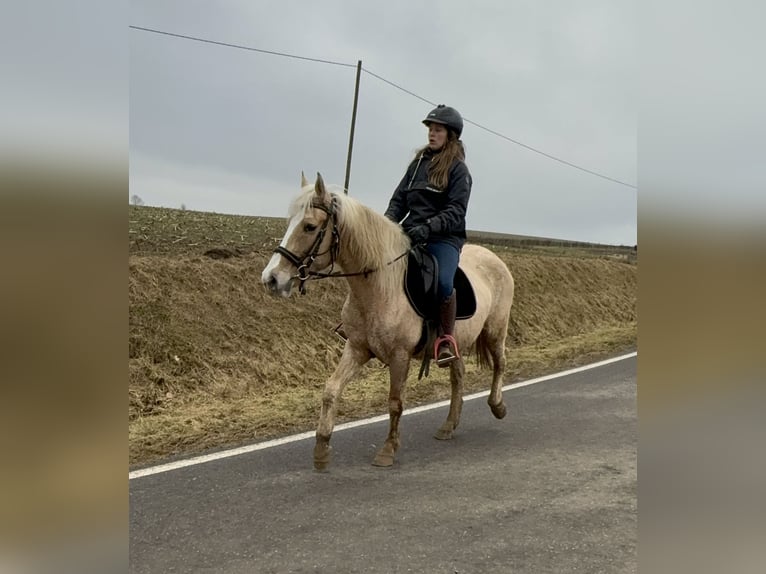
[
  {"x1": 434, "y1": 357, "x2": 465, "y2": 440},
  {"x1": 483, "y1": 329, "x2": 508, "y2": 419}
]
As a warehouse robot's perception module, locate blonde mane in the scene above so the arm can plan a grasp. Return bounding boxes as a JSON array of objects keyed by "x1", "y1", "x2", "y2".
[{"x1": 288, "y1": 185, "x2": 410, "y2": 296}]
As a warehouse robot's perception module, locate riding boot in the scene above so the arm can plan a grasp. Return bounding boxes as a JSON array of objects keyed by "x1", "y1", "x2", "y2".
[{"x1": 435, "y1": 290, "x2": 459, "y2": 367}]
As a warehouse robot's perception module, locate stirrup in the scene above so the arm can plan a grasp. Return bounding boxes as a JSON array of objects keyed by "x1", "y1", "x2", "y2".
[
  {"x1": 434, "y1": 335, "x2": 459, "y2": 367},
  {"x1": 333, "y1": 323, "x2": 348, "y2": 343}
]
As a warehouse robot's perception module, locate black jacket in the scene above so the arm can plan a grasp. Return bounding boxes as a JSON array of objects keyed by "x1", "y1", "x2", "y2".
[{"x1": 384, "y1": 149, "x2": 472, "y2": 250}]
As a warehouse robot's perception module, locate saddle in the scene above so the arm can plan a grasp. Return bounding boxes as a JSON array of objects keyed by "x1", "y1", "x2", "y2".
[
  {"x1": 404, "y1": 246, "x2": 476, "y2": 378},
  {"x1": 404, "y1": 246, "x2": 476, "y2": 320}
]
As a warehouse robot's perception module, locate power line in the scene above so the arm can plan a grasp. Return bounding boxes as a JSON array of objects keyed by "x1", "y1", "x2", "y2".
[
  {"x1": 362, "y1": 68, "x2": 636, "y2": 190},
  {"x1": 130, "y1": 25, "x2": 637, "y2": 190},
  {"x1": 129, "y1": 26, "x2": 356, "y2": 68},
  {"x1": 361, "y1": 68, "x2": 436, "y2": 107},
  {"x1": 463, "y1": 119, "x2": 637, "y2": 189}
]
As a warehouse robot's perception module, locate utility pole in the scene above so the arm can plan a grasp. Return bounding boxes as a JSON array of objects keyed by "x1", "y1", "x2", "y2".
[{"x1": 343, "y1": 60, "x2": 362, "y2": 194}]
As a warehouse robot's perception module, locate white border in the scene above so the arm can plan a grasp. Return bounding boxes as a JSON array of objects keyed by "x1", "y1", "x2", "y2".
[{"x1": 130, "y1": 352, "x2": 636, "y2": 480}]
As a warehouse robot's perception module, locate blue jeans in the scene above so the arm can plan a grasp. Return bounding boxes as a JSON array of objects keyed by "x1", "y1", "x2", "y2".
[{"x1": 426, "y1": 241, "x2": 460, "y2": 300}]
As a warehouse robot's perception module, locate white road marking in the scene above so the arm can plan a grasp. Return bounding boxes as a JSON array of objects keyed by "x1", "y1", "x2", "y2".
[{"x1": 129, "y1": 352, "x2": 636, "y2": 480}]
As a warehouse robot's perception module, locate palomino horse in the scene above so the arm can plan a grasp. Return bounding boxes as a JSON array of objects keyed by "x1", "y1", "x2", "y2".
[{"x1": 261, "y1": 173, "x2": 514, "y2": 470}]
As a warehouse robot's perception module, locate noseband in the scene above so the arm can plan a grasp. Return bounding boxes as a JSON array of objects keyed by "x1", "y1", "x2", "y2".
[{"x1": 273, "y1": 198, "x2": 341, "y2": 294}]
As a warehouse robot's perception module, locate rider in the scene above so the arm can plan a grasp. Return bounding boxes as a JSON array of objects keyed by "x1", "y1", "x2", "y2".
[{"x1": 384, "y1": 104, "x2": 472, "y2": 366}]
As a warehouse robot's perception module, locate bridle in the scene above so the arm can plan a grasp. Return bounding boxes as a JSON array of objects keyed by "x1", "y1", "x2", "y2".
[
  {"x1": 273, "y1": 198, "x2": 341, "y2": 295},
  {"x1": 273, "y1": 196, "x2": 408, "y2": 295}
]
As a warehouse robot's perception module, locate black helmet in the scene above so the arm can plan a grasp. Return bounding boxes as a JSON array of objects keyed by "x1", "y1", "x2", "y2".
[{"x1": 422, "y1": 104, "x2": 463, "y2": 138}]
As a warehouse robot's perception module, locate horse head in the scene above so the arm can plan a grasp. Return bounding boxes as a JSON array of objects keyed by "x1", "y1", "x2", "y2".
[{"x1": 261, "y1": 172, "x2": 339, "y2": 296}]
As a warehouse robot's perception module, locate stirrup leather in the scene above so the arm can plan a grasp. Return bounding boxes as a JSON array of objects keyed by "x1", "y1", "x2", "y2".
[{"x1": 434, "y1": 335, "x2": 460, "y2": 367}]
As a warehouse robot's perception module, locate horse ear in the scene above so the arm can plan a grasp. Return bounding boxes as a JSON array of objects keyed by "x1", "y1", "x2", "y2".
[
  {"x1": 301, "y1": 171, "x2": 309, "y2": 188},
  {"x1": 314, "y1": 172, "x2": 326, "y2": 198}
]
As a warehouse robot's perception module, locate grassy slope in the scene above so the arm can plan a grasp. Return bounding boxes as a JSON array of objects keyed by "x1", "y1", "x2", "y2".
[{"x1": 129, "y1": 206, "x2": 637, "y2": 466}]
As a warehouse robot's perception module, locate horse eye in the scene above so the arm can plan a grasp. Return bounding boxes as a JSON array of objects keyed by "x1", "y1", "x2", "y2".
[{"x1": 304, "y1": 223, "x2": 318, "y2": 233}]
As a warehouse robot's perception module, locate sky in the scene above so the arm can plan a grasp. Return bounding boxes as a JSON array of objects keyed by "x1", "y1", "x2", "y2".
[{"x1": 129, "y1": 0, "x2": 637, "y2": 245}]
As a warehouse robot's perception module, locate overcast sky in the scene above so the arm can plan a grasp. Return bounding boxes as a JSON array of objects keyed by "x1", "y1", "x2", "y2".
[{"x1": 130, "y1": 0, "x2": 636, "y2": 245}]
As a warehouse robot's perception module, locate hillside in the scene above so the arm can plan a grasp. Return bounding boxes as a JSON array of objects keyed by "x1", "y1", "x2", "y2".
[{"x1": 129, "y1": 205, "x2": 637, "y2": 466}]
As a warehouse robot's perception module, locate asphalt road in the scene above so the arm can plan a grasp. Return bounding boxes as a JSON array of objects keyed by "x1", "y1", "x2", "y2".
[{"x1": 130, "y1": 355, "x2": 636, "y2": 573}]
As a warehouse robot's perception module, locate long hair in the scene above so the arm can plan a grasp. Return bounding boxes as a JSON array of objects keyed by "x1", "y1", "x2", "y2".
[{"x1": 414, "y1": 131, "x2": 465, "y2": 190}]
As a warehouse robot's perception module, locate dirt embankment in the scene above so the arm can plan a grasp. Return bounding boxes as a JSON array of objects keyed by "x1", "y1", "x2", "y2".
[{"x1": 129, "y1": 206, "x2": 637, "y2": 466}]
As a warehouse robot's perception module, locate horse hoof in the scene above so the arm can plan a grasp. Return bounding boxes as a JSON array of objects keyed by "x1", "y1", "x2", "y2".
[
  {"x1": 490, "y1": 402, "x2": 507, "y2": 419},
  {"x1": 372, "y1": 453, "x2": 394, "y2": 467},
  {"x1": 434, "y1": 427, "x2": 454, "y2": 440},
  {"x1": 313, "y1": 443, "x2": 331, "y2": 470}
]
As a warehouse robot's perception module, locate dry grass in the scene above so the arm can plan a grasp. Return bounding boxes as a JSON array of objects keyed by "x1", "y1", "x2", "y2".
[{"x1": 129, "y1": 206, "x2": 637, "y2": 466}]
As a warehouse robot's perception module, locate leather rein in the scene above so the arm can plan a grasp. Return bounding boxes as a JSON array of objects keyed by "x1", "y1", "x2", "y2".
[{"x1": 273, "y1": 197, "x2": 407, "y2": 295}]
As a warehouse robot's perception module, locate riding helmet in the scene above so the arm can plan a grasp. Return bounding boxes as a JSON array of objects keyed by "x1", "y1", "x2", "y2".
[{"x1": 422, "y1": 104, "x2": 463, "y2": 138}]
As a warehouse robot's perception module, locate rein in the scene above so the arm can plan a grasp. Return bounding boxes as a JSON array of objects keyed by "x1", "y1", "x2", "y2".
[
  {"x1": 306, "y1": 251, "x2": 409, "y2": 280},
  {"x1": 273, "y1": 197, "x2": 408, "y2": 295}
]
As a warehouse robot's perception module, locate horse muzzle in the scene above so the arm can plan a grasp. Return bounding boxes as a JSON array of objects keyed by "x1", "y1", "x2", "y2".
[{"x1": 261, "y1": 268, "x2": 294, "y2": 297}]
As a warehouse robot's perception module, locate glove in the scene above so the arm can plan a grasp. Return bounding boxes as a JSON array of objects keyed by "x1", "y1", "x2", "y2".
[{"x1": 406, "y1": 224, "x2": 430, "y2": 245}]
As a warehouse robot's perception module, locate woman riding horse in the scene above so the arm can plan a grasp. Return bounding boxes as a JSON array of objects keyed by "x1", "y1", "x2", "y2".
[{"x1": 384, "y1": 104, "x2": 470, "y2": 367}]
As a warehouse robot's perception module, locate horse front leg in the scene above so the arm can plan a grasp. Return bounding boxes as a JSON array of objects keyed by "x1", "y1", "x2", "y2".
[
  {"x1": 314, "y1": 344, "x2": 369, "y2": 471},
  {"x1": 434, "y1": 357, "x2": 465, "y2": 440},
  {"x1": 372, "y1": 352, "x2": 410, "y2": 467}
]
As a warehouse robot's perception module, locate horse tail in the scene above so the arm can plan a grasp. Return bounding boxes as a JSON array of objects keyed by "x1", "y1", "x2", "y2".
[{"x1": 474, "y1": 329, "x2": 493, "y2": 371}]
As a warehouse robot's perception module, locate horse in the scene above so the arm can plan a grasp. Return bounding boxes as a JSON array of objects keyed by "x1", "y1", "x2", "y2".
[{"x1": 261, "y1": 172, "x2": 515, "y2": 470}]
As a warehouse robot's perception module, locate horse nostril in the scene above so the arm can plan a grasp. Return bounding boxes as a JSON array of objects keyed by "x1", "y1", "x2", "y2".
[{"x1": 266, "y1": 276, "x2": 277, "y2": 291}]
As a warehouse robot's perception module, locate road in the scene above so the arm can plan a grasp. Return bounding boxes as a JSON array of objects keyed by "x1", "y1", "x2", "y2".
[{"x1": 130, "y1": 355, "x2": 636, "y2": 573}]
